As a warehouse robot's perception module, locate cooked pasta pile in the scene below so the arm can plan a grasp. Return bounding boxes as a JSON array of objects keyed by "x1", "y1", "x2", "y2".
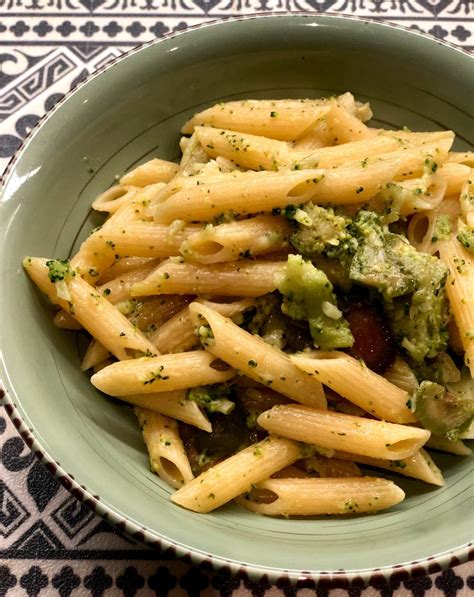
[{"x1": 24, "y1": 93, "x2": 474, "y2": 517}]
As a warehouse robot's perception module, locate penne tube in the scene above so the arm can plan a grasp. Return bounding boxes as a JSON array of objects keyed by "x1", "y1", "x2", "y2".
[
  {"x1": 23, "y1": 258, "x2": 158, "y2": 361},
  {"x1": 272, "y1": 465, "x2": 311, "y2": 479},
  {"x1": 447, "y1": 151, "x2": 474, "y2": 166},
  {"x1": 82, "y1": 222, "x2": 201, "y2": 260},
  {"x1": 325, "y1": 100, "x2": 374, "y2": 143},
  {"x1": 90, "y1": 350, "x2": 235, "y2": 396},
  {"x1": 426, "y1": 435, "x2": 472, "y2": 456},
  {"x1": 129, "y1": 295, "x2": 192, "y2": 333},
  {"x1": 383, "y1": 357, "x2": 419, "y2": 394},
  {"x1": 131, "y1": 259, "x2": 284, "y2": 298},
  {"x1": 302, "y1": 455, "x2": 361, "y2": 478},
  {"x1": 257, "y1": 405, "x2": 430, "y2": 460},
  {"x1": 294, "y1": 118, "x2": 333, "y2": 150},
  {"x1": 96, "y1": 260, "x2": 160, "y2": 304},
  {"x1": 120, "y1": 158, "x2": 179, "y2": 187},
  {"x1": 99, "y1": 257, "x2": 157, "y2": 284},
  {"x1": 437, "y1": 239, "x2": 474, "y2": 376},
  {"x1": 92, "y1": 185, "x2": 137, "y2": 214},
  {"x1": 188, "y1": 302, "x2": 326, "y2": 408},
  {"x1": 53, "y1": 309, "x2": 82, "y2": 330},
  {"x1": 182, "y1": 99, "x2": 332, "y2": 140},
  {"x1": 150, "y1": 298, "x2": 254, "y2": 354},
  {"x1": 438, "y1": 162, "x2": 471, "y2": 196},
  {"x1": 459, "y1": 174, "x2": 474, "y2": 228},
  {"x1": 135, "y1": 408, "x2": 193, "y2": 489},
  {"x1": 335, "y1": 448, "x2": 445, "y2": 486},
  {"x1": 118, "y1": 390, "x2": 211, "y2": 432},
  {"x1": 195, "y1": 126, "x2": 299, "y2": 171},
  {"x1": 235, "y1": 477, "x2": 405, "y2": 516},
  {"x1": 155, "y1": 148, "x2": 448, "y2": 224},
  {"x1": 71, "y1": 191, "x2": 194, "y2": 282},
  {"x1": 290, "y1": 352, "x2": 416, "y2": 423},
  {"x1": 81, "y1": 338, "x2": 110, "y2": 371},
  {"x1": 197, "y1": 126, "x2": 433, "y2": 172},
  {"x1": 180, "y1": 215, "x2": 291, "y2": 264},
  {"x1": 178, "y1": 132, "x2": 210, "y2": 176},
  {"x1": 171, "y1": 436, "x2": 301, "y2": 512}
]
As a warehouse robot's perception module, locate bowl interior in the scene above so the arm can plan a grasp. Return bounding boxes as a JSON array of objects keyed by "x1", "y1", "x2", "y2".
[{"x1": 1, "y1": 15, "x2": 473, "y2": 579}]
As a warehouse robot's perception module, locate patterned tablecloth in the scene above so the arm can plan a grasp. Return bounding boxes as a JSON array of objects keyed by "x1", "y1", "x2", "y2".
[{"x1": 1, "y1": 2, "x2": 473, "y2": 595}]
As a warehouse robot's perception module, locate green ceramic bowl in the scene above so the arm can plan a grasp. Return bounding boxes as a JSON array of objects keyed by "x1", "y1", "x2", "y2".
[{"x1": 1, "y1": 14, "x2": 473, "y2": 584}]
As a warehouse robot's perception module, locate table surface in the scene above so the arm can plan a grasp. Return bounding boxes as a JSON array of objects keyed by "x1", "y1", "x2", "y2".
[{"x1": 1, "y1": 2, "x2": 473, "y2": 595}]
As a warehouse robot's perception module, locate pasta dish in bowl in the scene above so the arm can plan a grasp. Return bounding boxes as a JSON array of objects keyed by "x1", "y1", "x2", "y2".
[{"x1": 1, "y1": 14, "x2": 473, "y2": 582}]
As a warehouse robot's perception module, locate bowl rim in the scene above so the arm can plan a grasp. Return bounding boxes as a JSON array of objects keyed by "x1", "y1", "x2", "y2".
[{"x1": 1, "y1": 12, "x2": 473, "y2": 584}]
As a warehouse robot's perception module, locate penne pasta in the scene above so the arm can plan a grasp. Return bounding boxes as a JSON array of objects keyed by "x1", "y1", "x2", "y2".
[
  {"x1": 335, "y1": 448, "x2": 445, "y2": 486},
  {"x1": 179, "y1": 215, "x2": 291, "y2": 264},
  {"x1": 131, "y1": 259, "x2": 285, "y2": 298},
  {"x1": 301, "y1": 455, "x2": 361, "y2": 478},
  {"x1": 90, "y1": 350, "x2": 235, "y2": 396},
  {"x1": 459, "y1": 174, "x2": 474, "y2": 228},
  {"x1": 235, "y1": 477, "x2": 405, "y2": 516},
  {"x1": 438, "y1": 162, "x2": 471, "y2": 196},
  {"x1": 81, "y1": 222, "x2": 200, "y2": 261},
  {"x1": 81, "y1": 338, "x2": 110, "y2": 371},
  {"x1": 99, "y1": 256, "x2": 157, "y2": 284},
  {"x1": 23, "y1": 258, "x2": 158, "y2": 361},
  {"x1": 257, "y1": 404, "x2": 430, "y2": 460},
  {"x1": 182, "y1": 99, "x2": 333, "y2": 140},
  {"x1": 91, "y1": 185, "x2": 138, "y2": 214},
  {"x1": 120, "y1": 158, "x2": 179, "y2": 187},
  {"x1": 150, "y1": 298, "x2": 254, "y2": 354},
  {"x1": 383, "y1": 357, "x2": 419, "y2": 394},
  {"x1": 53, "y1": 309, "x2": 82, "y2": 330},
  {"x1": 290, "y1": 351, "x2": 416, "y2": 423},
  {"x1": 437, "y1": 239, "x2": 474, "y2": 376},
  {"x1": 155, "y1": 147, "x2": 450, "y2": 224},
  {"x1": 96, "y1": 260, "x2": 160, "y2": 304},
  {"x1": 325, "y1": 99, "x2": 374, "y2": 143},
  {"x1": 135, "y1": 408, "x2": 193, "y2": 489},
  {"x1": 426, "y1": 435, "x2": 472, "y2": 456},
  {"x1": 118, "y1": 390, "x2": 211, "y2": 431},
  {"x1": 188, "y1": 302, "x2": 327, "y2": 408},
  {"x1": 171, "y1": 436, "x2": 301, "y2": 512}
]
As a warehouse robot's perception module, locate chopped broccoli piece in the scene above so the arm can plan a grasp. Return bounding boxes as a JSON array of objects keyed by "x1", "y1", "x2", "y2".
[
  {"x1": 431, "y1": 215, "x2": 452, "y2": 243},
  {"x1": 350, "y1": 211, "x2": 421, "y2": 299},
  {"x1": 289, "y1": 203, "x2": 355, "y2": 258},
  {"x1": 45, "y1": 259, "x2": 75, "y2": 302},
  {"x1": 348, "y1": 210, "x2": 449, "y2": 362},
  {"x1": 386, "y1": 257, "x2": 449, "y2": 361},
  {"x1": 411, "y1": 352, "x2": 461, "y2": 385},
  {"x1": 457, "y1": 221, "x2": 474, "y2": 253},
  {"x1": 46, "y1": 259, "x2": 74, "y2": 283},
  {"x1": 275, "y1": 254, "x2": 354, "y2": 350},
  {"x1": 413, "y1": 380, "x2": 474, "y2": 440},
  {"x1": 186, "y1": 384, "x2": 235, "y2": 415}
]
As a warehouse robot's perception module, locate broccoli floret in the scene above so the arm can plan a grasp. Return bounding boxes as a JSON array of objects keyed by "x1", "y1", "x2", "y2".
[
  {"x1": 388, "y1": 275, "x2": 449, "y2": 362},
  {"x1": 186, "y1": 384, "x2": 235, "y2": 415},
  {"x1": 348, "y1": 210, "x2": 449, "y2": 362},
  {"x1": 431, "y1": 214, "x2": 452, "y2": 243},
  {"x1": 45, "y1": 259, "x2": 76, "y2": 302},
  {"x1": 275, "y1": 254, "x2": 354, "y2": 350},
  {"x1": 413, "y1": 379, "x2": 474, "y2": 440},
  {"x1": 46, "y1": 259, "x2": 74, "y2": 283},
  {"x1": 289, "y1": 203, "x2": 355, "y2": 258},
  {"x1": 457, "y1": 221, "x2": 474, "y2": 253},
  {"x1": 350, "y1": 211, "x2": 423, "y2": 299}
]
